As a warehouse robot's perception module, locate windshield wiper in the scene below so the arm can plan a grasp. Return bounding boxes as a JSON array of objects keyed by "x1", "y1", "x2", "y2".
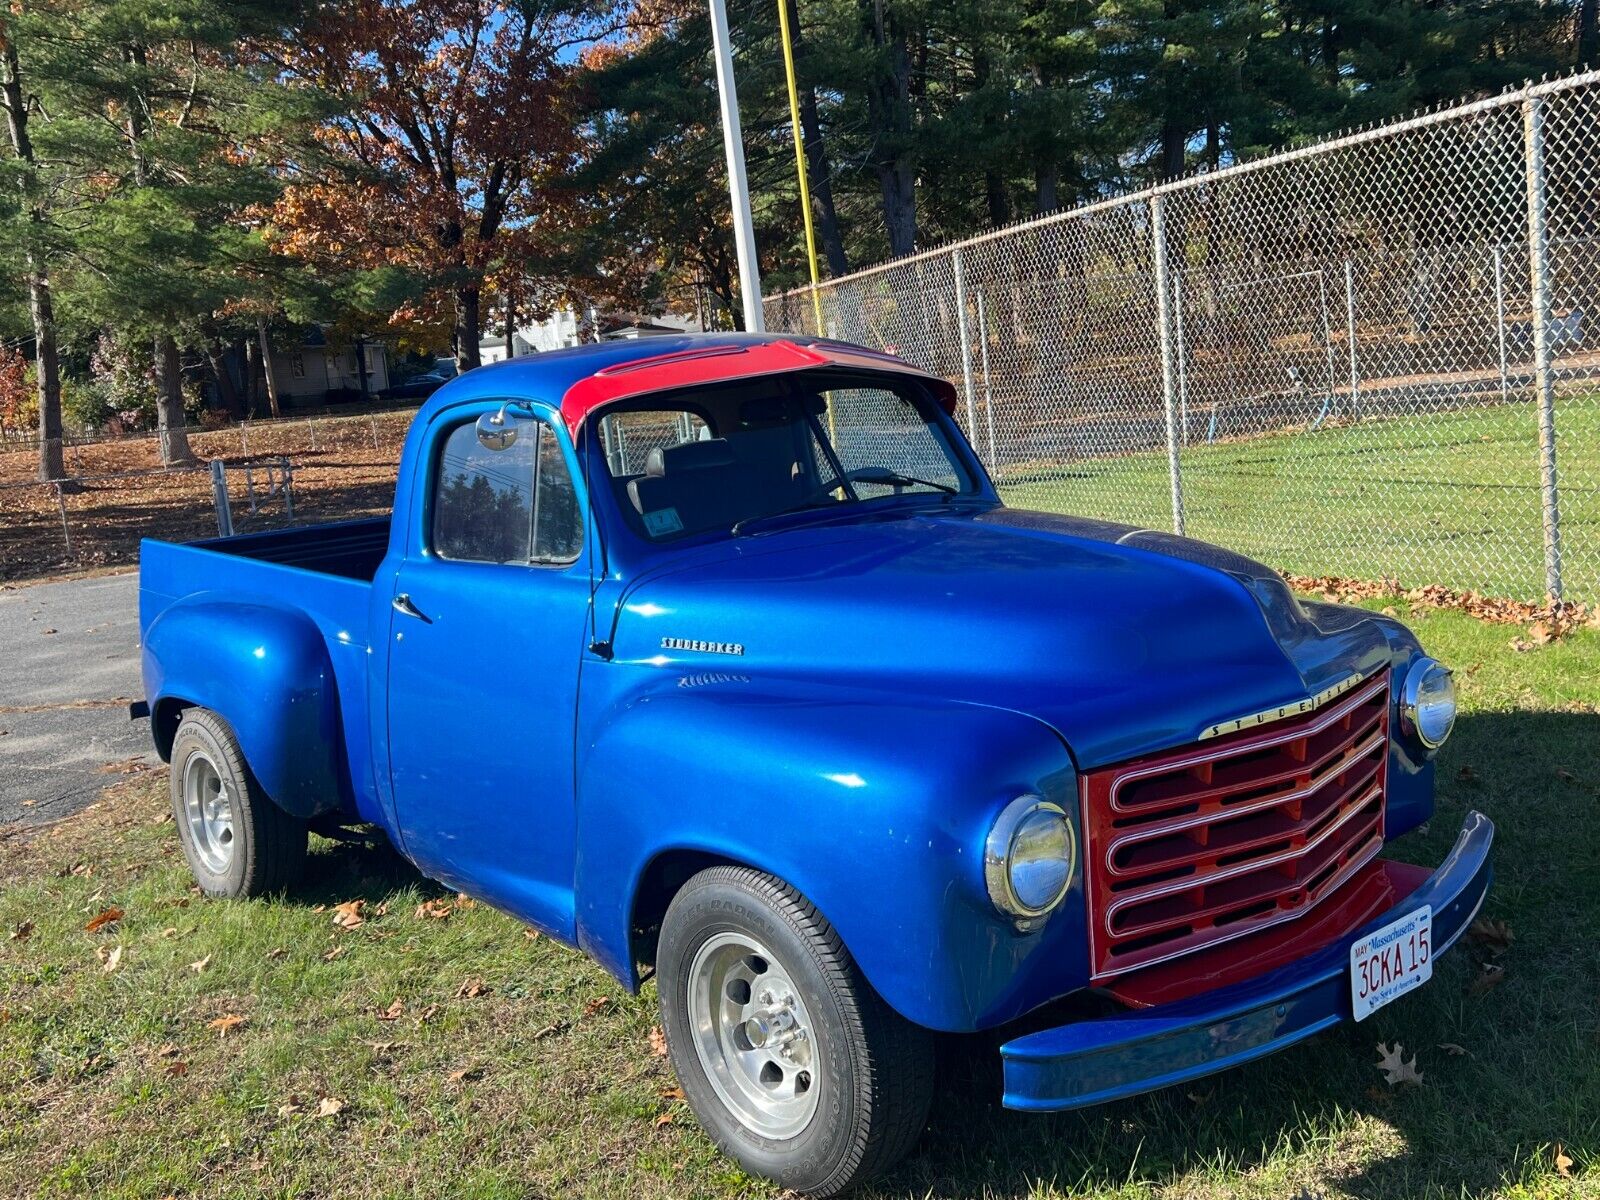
[
  {"x1": 731, "y1": 500, "x2": 843, "y2": 537},
  {"x1": 853, "y1": 467, "x2": 958, "y2": 495}
]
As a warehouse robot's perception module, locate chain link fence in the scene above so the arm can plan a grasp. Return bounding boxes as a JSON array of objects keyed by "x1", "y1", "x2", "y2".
[{"x1": 765, "y1": 70, "x2": 1600, "y2": 604}]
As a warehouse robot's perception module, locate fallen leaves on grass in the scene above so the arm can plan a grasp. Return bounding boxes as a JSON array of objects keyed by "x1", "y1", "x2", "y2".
[
  {"x1": 160, "y1": 927, "x2": 179, "y2": 939},
  {"x1": 415, "y1": 1004, "x2": 440, "y2": 1026},
  {"x1": 1469, "y1": 918, "x2": 1514, "y2": 954},
  {"x1": 189, "y1": 954, "x2": 211, "y2": 974},
  {"x1": 532, "y1": 1022, "x2": 565, "y2": 1041},
  {"x1": 315, "y1": 1096, "x2": 345, "y2": 1119},
  {"x1": 9, "y1": 921, "x2": 32, "y2": 942},
  {"x1": 648, "y1": 1026, "x2": 668, "y2": 1057},
  {"x1": 165, "y1": 1061, "x2": 188, "y2": 1078},
  {"x1": 583, "y1": 995, "x2": 612, "y2": 1017},
  {"x1": 523, "y1": 928, "x2": 541, "y2": 941},
  {"x1": 321, "y1": 945, "x2": 347, "y2": 963},
  {"x1": 98, "y1": 945, "x2": 123, "y2": 973},
  {"x1": 374, "y1": 998, "x2": 404, "y2": 1022},
  {"x1": 659, "y1": 1086, "x2": 684, "y2": 1101},
  {"x1": 1438, "y1": 1042, "x2": 1470, "y2": 1056},
  {"x1": 455, "y1": 978, "x2": 489, "y2": 999},
  {"x1": 1556, "y1": 1145, "x2": 1575, "y2": 1178},
  {"x1": 265, "y1": 947, "x2": 286, "y2": 960},
  {"x1": 207, "y1": 1013, "x2": 247, "y2": 1037},
  {"x1": 654, "y1": 1111, "x2": 676, "y2": 1128},
  {"x1": 414, "y1": 899, "x2": 452, "y2": 921},
  {"x1": 331, "y1": 900, "x2": 365, "y2": 930},
  {"x1": 1375, "y1": 1042, "x2": 1424, "y2": 1087},
  {"x1": 84, "y1": 906, "x2": 123, "y2": 933},
  {"x1": 447, "y1": 1065, "x2": 483, "y2": 1085},
  {"x1": 1284, "y1": 574, "x2": 1595, "y2": 637},
  {"x1": 1468, "y1": 962, "x2": 1508, "y2": 996}
]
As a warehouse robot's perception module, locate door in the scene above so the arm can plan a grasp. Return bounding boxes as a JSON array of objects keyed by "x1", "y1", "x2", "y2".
[{"x1": 386, "y1": 405, "x2": 591, "y2": 938}]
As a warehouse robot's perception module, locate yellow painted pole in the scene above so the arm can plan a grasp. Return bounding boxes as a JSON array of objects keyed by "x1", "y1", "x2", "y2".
[{"x1": 777, "y1": 0, "x2": 826, "y2": 337}]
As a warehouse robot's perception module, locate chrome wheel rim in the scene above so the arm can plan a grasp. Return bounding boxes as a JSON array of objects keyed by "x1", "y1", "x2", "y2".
[
  {"x1": 182, "y1": 750, "x2": 235, "y2": 875},
  {"x1": 687, "y1": 932, "x2": 820, "y2": 1139}
]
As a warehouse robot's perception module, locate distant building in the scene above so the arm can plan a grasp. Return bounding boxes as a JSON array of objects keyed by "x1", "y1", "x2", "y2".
[
  {"x1": 480, "y1": 306, "x2": 698, "y2": 364},
  {"x1": 269, "y1": 329, "x2": 390, "y2": 406}
]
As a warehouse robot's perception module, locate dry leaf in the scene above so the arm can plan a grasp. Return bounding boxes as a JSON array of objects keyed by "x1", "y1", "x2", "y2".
[
  {"x1": 165, "y1": 1061, "x2": 188, "y2": 1078},
  {"x1": 277, "y1": 1098, "x2": 302, "y2": 1118},
  {"x1": 455, "y1": 978, "x2": 489, "y2": 999},
  {"x1": 1529, "y1": 621, "x2": 1555, "y2": 645},
  {"x1": 654, "y1": 1110, "x2": 676, "y2": 1128},
  {"x1": 455, "y1": 894, "x2": 477, "y2": 910},
  {"x1": 447, "y1": 1065, "x2": 483, "y2": 1084},
  {"x1": 414, "y1": 899, "x2": 452, "y2": 921},
  {"x1": 369, "y1": 1041, "x2": 399, "y2": 1055},
  {"x1": 331, "y1": 900, "x2": 364, "y2": 930},
  {"x1": 583, "y1": 995, "x2": 612, "y2": 1017},
  {"x1": 1375, "y1": 1042, "x2": 1424, "y2": 1087},
  {"x1": 155, "y1": 1043, "x2": 180, "y2": 1059},
  {"x1": 1438, "y1": 1042, "x2": 1470, "y2": 1056},
  {"x1": 415, "y1": 1004, "x2": 441, "y2": 1025},
  {"x1": 375, "y1": 998, "x2": 404, "y2": 1022},
  {"x1": 523, "y1": 927, "x2": 541, "y2": 940},
  {"x1": 207, "y1": 1013, "x2": 247, "y2": 1037},
  {"x1": 84, "y1": 907, "x2": 123, "y2": 933},
  {"x1": 659, "y1": 1085, "x2": 685, "y2": 1100},
  {"x1": 9, "y1": 921, "x2": 32, "y2": 942},
  {"x1": 1467, "y1": 962, "x2": 1508, "y2": 995},
  {"x1": 1468, "y1": 918, "x2": 1514, "y2": 954},
  {"x1": 315, "y1": 1096, "x2": 345, "y2": 1119},
  {"x1": 532, "y1": 1022, "x2": 564, "y2": 1040},
  {"x1": 1555, "y1": 1145, "x2": 1575, "y2": 1178},
  {"x1": 321, "y1": 945, "x2": 347, "y2": 963},
  {"x1": 189, "y1": 955, "x2": 211, "y2": 974},
  {"x1": 101, "y1": 945, "x2": 123, "y2": 973},
  {"x1": 160, "y1": 927, "x2": 179, "y2": 939},
  {"x1": 1555, "y1": 768, "x2": 1578, "y2": 783},
  {"x1": 648, "y1": 1026, "x2": 668, "y2": 1057},
  {"x1": 265, "y1": 947, "x2": 287, "y2": 960}
]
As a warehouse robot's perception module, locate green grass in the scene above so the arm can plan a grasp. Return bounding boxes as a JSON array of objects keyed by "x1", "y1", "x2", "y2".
[
  {"x1": 1, "y1": 604, "x2": 1597, "y2": 1199},
  {"x1": 999, "y1": 400, "x2": 1600, "y2": 603}
]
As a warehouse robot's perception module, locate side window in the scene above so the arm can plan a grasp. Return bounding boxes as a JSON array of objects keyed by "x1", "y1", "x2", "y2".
[
  {"x1": 598, "y1": 408, "x2": 710, "y2": 476},
  {"x1": 431, "y1": 416, "x2": 582, "y2": 564}
]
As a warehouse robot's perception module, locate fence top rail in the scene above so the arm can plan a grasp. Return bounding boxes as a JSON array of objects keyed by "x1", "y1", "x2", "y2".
[{"x1": 765, "y1": 66, "x2": 1600, "y2": 302}]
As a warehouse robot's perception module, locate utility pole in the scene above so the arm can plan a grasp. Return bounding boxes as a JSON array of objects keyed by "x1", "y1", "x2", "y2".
[{"x1": 708, "y1": 0, "x2": 765, "y2": 332}]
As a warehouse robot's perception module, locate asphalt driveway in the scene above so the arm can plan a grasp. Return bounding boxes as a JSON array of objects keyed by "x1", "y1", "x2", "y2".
[{"x1": 0, "y1": 572, "x2": 155, "y2": 827}]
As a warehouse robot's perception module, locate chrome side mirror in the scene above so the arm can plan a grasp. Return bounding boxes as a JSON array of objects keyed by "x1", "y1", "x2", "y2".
[{"x1": 476, "y1": 402, "x2": 533, "y2": 451}]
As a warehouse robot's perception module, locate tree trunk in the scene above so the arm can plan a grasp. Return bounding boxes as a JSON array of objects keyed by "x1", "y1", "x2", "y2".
[
  {"x1": 455, "y1": 287, "x2": 482, "y2": 371},
  {"x1": 866, "y1": 0, "x2": 917, "y2": 257},
  {"x1": 1035, "y1": 164, "x2": 1060, "y2": 215},
  {"x1": 1581, "y1": 0, "x2": 1598, "y2": 68},
  {"x1": 1, "y1": 34, "x2": 65, "y2": 481},
  {"x1": 204, "y1": 340, "x2": 243, "y2": 420},
  {"x1": 256, "y1": 318, "x2": 282, "y2": 419},
  {"x1": 154, "y1": 334, "x2": 194, "y2": 465},
  {"x1": 504, "y1": 296, "x2": 516, "y2": 359},
  {"x1": 797, "y1": 81, "x2": 849, "y2": 275},
  {"x1": 1160, "y1": 120, "x2": 1187, "y2": 181}
]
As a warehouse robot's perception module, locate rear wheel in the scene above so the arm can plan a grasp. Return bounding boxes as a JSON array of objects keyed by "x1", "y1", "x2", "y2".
[
  {"x1": 169, "y1": 708, "x2": 306, "y2": 898},
  {"x1": 658, "y1": 866, "x2": 933, "y2": 1196}
]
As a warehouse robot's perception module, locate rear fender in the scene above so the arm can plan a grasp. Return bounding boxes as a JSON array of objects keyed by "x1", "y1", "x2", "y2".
[
  {"x1": 574, "y1": 678, "x2": 1085, "y2": 1033},
  {"x1": 142, "y1": 598, "x2": 348, "y2": 819}
]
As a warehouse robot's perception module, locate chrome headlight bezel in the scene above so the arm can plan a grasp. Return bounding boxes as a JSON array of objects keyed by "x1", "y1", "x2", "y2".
[
  {"x1": 1400, "y1": 656, "x2": 1457, "y2": 750},
  {"x1": 984, "y1": 795, "x2": 1076, "y2": 925}
]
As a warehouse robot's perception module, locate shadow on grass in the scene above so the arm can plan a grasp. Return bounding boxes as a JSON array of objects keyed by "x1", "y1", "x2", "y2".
[{"x1": 878, "y1": 708, "x2": 1600, "y2": 1199}]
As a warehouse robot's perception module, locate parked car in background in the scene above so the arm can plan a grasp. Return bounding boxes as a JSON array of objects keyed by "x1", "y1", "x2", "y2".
[
  {"x1": 136, "y1": 334, "x2": 1489, "y2": 1196},
  {"x1": 383, "y1": 370, "x2": 451, "y2": 401}
]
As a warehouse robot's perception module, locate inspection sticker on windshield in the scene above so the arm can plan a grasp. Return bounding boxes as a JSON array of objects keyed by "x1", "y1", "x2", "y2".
[
  {"x1": 643, "y1": 507, "x2": 684, "y2": 536},
  {"x1": 1350, "y1": 904, "x2": 1432, "y2": 1021}
]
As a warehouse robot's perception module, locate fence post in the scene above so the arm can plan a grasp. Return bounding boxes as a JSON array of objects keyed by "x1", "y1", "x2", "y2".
[
  {"x1": 1150, "y1": 193, "x2": 1186, "y2": 536},
  {"x1": 281, "y1": 456, "x2": 294, "y2": 520},
  {"x1": 370, "y1": 415, "x2": 379, "y2": 451},
  {"x1": 1174, "y1": 270, "x2": 1189, "y2": 444},
  {"x1": 977, "y1": 289, "x2": 996, "y2": 464},
  {"x1": 1523, "y1": 91, "x2": 1563, "y2": 599},
  {"x1": 1492, "y1": 246, "x2": 1509, "y2": 403},
  {"x1": 952, "y1": 248, "x2": 980, "y2": 440},
  {"x1": 210, "y1": 459, "x2": 233, "y2": 537},
  {"x1": 1344, "y1": 260, "x2": 1360, "y2": 417}
]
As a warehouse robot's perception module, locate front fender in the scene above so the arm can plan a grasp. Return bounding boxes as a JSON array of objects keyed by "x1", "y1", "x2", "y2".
[
  {"x1": 142, "y1": 598, "x2": 348, "y2": 819},
  {"x1": 574, "y1": 675, "x2": 1088, "y2": 1033}
]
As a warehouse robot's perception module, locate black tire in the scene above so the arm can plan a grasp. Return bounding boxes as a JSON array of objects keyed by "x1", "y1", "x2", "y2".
[
  {"x1": 169, "y1": 707, "x2": 307, "y2": 898},
  {"x1": 658, "y1": 866, "x2": 934, "y2": 1196}
]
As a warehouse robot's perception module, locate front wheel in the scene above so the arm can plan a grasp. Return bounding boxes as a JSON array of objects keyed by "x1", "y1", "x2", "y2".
[
  {"x1": 657, "y1": 866, "x2": 933, "y2": 1196},
  {"x1": 169, "y1": 707, "x2": 307, "y2": 898}
]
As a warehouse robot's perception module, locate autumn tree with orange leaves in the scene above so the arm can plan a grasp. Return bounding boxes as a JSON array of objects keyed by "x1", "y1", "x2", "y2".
[{"x1": 268, "y1": 0, "x2": 599, "y2": 371}]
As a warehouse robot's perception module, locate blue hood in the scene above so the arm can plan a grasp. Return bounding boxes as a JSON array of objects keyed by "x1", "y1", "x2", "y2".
[{"x1": 610, "y1": 506, "x2": 1401, "y2": 768}]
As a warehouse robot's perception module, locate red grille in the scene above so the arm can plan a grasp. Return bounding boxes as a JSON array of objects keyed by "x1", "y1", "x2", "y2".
[{"x1": 1081, "y1": 672, "x2": 1390, "y2": 980}]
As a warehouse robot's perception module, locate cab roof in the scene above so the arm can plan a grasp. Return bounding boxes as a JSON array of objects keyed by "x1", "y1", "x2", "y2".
[{"x1": 420, "y1": 333, "x2": 959, "y2": 430}]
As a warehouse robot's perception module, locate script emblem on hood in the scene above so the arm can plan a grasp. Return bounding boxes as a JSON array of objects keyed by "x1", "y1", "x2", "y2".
[
  {"x1": 661, "y1": 637, "x2": 745, "y2": 657},
  {"x1": 1198, "y1": 671, "x2": 1368, "y2": 740}
]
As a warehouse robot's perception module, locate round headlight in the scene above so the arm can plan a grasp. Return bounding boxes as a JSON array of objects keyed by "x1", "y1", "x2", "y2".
[
  {"x1": 1401, "y1": 657, "x2": 1456, "y2": 750},
  {"x1": 985, "y1": 796, "x2": 1076, "y2": 923}
]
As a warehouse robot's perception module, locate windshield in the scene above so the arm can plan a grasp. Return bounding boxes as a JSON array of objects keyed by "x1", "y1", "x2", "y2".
[{"x1": 595, "y1": 373, "x2": 977, "y2": 543}]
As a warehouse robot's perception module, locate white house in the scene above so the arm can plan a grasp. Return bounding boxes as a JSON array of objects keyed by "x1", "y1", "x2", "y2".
[
  {"x1": 269, "y1": 334, "x2": 390, "y2": 406},
  {"x1": 479, "y1": 306, "x2": 698, "y2": 364}
]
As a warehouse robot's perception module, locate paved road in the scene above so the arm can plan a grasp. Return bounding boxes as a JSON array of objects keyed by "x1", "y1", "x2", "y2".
[{"x1": 0, "y1": 572, "x2": 156, "y2": 827}]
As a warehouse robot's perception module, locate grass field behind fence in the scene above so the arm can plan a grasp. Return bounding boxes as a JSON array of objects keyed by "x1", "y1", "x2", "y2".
[
  {"x1": 1000, "y1": 400, "x2": 1600, "y2": 602},
  {"x1": 0, "y1": 599, "x2": 1595, "y2": 1199}
]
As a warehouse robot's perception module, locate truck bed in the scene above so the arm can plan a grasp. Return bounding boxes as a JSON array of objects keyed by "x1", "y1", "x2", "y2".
[{"x1": 138, "y1": 517, "x2": 392, "y2": 823}]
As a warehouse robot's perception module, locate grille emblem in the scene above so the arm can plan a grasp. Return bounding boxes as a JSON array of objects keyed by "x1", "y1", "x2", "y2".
[{"x1": 1199, "y1": 670, "x2": 1369, "y2": 740}]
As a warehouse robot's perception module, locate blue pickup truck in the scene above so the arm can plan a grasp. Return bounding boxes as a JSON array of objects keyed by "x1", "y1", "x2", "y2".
[{"x1": 138, "y1": 334, "x2": 1491, "y2": 1195}]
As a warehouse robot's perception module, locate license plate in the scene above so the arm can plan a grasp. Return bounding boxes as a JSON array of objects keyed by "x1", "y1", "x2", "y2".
[{"x1": 1350, "y1": 905, "x2": 1433, "y2": 1021}]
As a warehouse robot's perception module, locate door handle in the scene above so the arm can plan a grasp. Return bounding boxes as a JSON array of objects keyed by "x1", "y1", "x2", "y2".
[{"x1": 392, "y1": 592, "x2": 430, "y2": 622}]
